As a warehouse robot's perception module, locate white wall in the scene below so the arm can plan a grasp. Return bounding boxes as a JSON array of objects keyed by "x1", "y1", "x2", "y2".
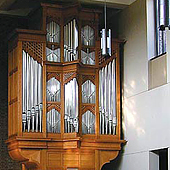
[
  {"x1": 116, "y1": 0, "x2": 170, "y2": 169},
  {"x1": 119, "y1": 0, "x2": 148, "y2": 98},
  {"x1": 116, "y1": 151, "x2": 149, "y2": 170}
]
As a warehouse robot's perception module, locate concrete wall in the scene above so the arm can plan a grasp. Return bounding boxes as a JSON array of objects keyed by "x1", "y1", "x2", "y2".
[{"x1": 116, "y1": 0, "x2": 170, "y2": 169}]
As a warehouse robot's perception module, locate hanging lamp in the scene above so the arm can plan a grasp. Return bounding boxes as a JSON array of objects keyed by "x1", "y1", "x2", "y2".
[{"x1": 101, "y1": 0, "x2": 111, "y2": 57}]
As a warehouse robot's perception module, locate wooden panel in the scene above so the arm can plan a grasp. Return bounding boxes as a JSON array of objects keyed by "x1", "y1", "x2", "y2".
[
  {"x1": 13, "y1": 71, "x2": 18, "y2": 99},
  {"x1": 8, "y1": 45, "x2": 19, "y2": 136},
  {"x1": 63, "y1": 153, "x2": 79, "y2": 167},
  {"x1": 13, "y1": 101, "x2": 18, "y2": 135},
  {"x1": 63, "y1": 141, "x2": 79, "y2": 149},
  {"x1": 13, "y1": 46, "x2": 18, "y2": 69},
  {"x1": 80, "y1": 153, "x2": 95, "y2": 168},
  {"x1": 47, "y1": 152, "x2": 62, "y2": 167}
]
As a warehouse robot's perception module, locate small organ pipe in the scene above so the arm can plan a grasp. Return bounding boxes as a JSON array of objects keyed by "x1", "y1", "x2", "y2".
[
  {"x1": 35, "y1": 105, "x2": 39, "y2": 132},
  {"x1": 27, "y1": 110, "x2": 31, "y2": 132},
  {"x1": 70, "y1": 21, "x2": 73, "y2": 60},
  {"x1": 22, "y1": 113, "x2": 26, "y2": 132},
  {"x1": 31, "y1": 107, "x2": 35, "y2": 132},
  {"x1": 39, "y1": 104, "x2": 43, "y2": 132}
]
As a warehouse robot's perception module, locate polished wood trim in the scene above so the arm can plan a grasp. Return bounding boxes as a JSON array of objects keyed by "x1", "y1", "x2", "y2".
[
  {"x1": 60, "y1": 72, "x2": 65, "y2": 137},
  {"x1": 43, "y1": 64, "x2": 47, "y2": 138},
  {"x1": 18, "y1": 41, "x2": 23, "y2": 136},
  {"x1": 95, "y1": 69, "x2": 99, "y2": 138}
]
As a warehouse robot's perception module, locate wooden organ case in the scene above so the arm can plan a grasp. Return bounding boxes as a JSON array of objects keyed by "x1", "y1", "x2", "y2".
[{"x1": 6, "y1": 3, "x2": 125, "y2": 170}]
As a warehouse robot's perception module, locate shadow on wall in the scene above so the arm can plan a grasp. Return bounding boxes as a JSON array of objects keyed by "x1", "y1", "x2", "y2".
[
  {"x1": 101, "y1": 151, "x2": 124, "y2": 170},
  {"x1": 100, "y1": 42, "x2": 126, "y2": 170},
  {"x1": 0, "y1": 15, "x2": 28, "y2": 170}
]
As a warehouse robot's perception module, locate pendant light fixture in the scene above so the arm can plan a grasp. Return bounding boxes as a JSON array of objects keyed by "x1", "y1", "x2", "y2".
[{"x1": 101, "y1": 0, "x2": 111, "y2": 57}]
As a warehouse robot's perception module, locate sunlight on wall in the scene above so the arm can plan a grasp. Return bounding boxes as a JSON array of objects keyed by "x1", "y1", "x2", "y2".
[
  {"x1": 124, "y1": 77, "x2": 147, "y2": 98},
  {"x1": 130, "y1": 80, "x2": 135, "y2": 89},
  {"x1": 123, "y1": 98, "x2": 146, "y2": 137}
]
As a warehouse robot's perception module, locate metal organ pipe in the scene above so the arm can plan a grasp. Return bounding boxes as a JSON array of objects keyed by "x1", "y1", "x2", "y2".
[
  {"x1": 47, "y1": 21, "x2": 60, "y2": 43},
  {"x1": 64, "y1": 78, "x2": 78, "y2": 133},
  {"x1": 22, "y1": 51, "x2": 27, "y2": 132},
  {"x1": 22, "y1": 50, "x2": 43, "y2": 133},
  {"x1": 112, "y1": 60, "x2": 116, "y2": 134},
  {"x1": 64, "y1": 19, "x2": 78, "y2": 62},
  {"x1": 82, "y1": 110, "x2": 95, "y2": 134},
  {"x1": 99, "y1": 59, "x2": 116, "y2": 135},
  {"x1": 46, "y1": 109, "x2": 61, "y2": 133}
]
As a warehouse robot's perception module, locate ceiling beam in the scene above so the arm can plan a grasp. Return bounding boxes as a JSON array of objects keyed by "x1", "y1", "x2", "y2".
[
  {"x1": 81, "y1": 1, "x2": 127, "y2": 9},
  {"x1": 0, "y1": 0, "x2": 16, "y2": 10},
  {"x1": 0, "y1": 8, "x2": 32, "y2": 16},
  {"x1": 80, "y1": 0, "x2": 136, "y2": 7}
]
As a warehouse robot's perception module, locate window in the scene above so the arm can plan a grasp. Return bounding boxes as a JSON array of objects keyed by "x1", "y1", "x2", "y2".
[
  {"x1": 155, "y1": 0, "x2": 170, "y2": 56},
  {"x1": 149, "y1": 148, "x2": 168, "y2": 170}
]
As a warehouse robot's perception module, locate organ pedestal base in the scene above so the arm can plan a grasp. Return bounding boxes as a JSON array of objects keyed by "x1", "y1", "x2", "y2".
[{"x1": 6, "y1": 135, "x2": 125, "y2": 170}]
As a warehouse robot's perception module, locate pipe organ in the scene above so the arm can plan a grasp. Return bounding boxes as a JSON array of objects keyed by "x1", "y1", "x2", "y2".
[
  {"x1": 6, "y1": 3, "x2": 125, "y2": 170},
  {"x1": 64, "y1": 78, "x2": 79, "y2": 133},
  {"x1": 64, "y1": 19, "x2": 78, "y2": 62},
  {"x1": 22, "y1": 50, "x2": 43, "y2": 133},
  {"x1": 99, "y1": 60, "x2": 116, "y2": 135}
]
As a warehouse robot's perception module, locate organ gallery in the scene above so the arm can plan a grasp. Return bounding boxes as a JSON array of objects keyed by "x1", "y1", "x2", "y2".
[{"x1": 6, "y1": 2, "x2": 125, "y2": 170}]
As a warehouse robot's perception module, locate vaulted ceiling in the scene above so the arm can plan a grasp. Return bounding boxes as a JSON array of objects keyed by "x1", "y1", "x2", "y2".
[{"x1": 0, "y1": 0, "x2": 137, "y2": 16}]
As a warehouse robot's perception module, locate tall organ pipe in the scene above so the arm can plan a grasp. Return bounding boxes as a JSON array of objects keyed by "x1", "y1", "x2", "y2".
[
  {"x1": 22, "y1": 50, "x2": 43, "y2": 133},
  {"x1": 64, "y1": 78, "x2": 78, "y2": 133},
  {"x1": 112, "y1": 60, "x2": 116, "y2": 134},
  {"x1": 64, "y1": 19, "x2": 78, "y2": 62},
  {"x1": 22, "y1": 51, "x2": 26, "y2": 132},
  {"x1": 99, "y1": 59, "x2": 116, "y2": 135}
]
